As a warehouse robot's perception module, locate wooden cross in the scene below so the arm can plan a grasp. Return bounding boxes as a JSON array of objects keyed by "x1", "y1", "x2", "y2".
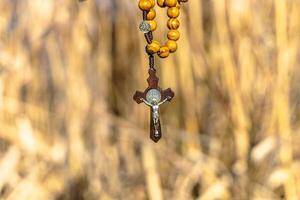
[{"x1": 133, "y1": 68, "x2": 174, "y2": 142}]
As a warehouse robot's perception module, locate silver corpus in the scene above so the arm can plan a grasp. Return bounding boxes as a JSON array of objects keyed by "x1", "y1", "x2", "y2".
[
  {"x1": 140, "y1": 89, "x2": 171, "y2": 138},
  {"x1": 141, "y1": 96, "x2": 170, "y2": 138},
  {"x1": 139, "y1": 21, "x2": 151, "y2": 33},
  {"x1": 152, "y1": 104, "x2": 160, "y2": 137}
]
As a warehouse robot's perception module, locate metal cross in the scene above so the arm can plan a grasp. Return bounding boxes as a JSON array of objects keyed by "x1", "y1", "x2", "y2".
[{"x1": 133, "y1": 68, "x2": 174, "y2": 142}]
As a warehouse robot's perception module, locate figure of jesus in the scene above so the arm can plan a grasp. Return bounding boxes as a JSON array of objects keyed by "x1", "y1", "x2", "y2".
[{"x1": 140, "y1": 96, "x2": 171, "y2": 137}]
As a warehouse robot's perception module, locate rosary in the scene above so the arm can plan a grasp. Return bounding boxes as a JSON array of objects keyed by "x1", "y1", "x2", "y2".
[{"x1": 133, "y1": 0, "x2": 188, "y2": 142}]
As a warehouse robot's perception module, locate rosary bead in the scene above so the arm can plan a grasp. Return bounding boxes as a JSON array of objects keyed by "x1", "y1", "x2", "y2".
[
  {"x1": 167, "y1": 30, "x2": 180, "y2": 41},
  {"x1": 146, "y1": 41, "x2": 160, "y2": 54},
  {"x1": 165, "y1": 0, "x2": 177, "y2": 7},
  {"x1": 147, "y1": 9, "x2": 156, "y2": 20},
  {"x1": 139, "y1": 0, "x2": 152, "y2": 11},
  {"x1": 148, "y1": 20, "x2": 157, "y2": 31},
  {"x1": 166, "y1": 40, "x2": 177, "y2": 52},
  {"x1": 158, "y1": 46, "x2": 170, "y2": 58},
  {"x1": 157, "y1": 0, "x2": 166, "y2": 7},
  {"x1": 167, "y1": 7, "x2": 180, "y2": 18},
  {"x1": 167, "y1": 18, "x2": 180, "y2": 29},
  {"x1": 149, "y1": 0, "x2": 156, "y2": 7}
]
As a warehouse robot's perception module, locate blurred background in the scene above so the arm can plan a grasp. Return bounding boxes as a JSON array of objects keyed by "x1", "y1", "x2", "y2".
[{"x1": 0, "y1": 0, "x2": 300, "y2": 199}]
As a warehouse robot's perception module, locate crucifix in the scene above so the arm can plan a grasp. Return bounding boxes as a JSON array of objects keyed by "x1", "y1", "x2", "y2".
[{"x1": 133, "y1": 65, "x2": 174, "y2": 142}]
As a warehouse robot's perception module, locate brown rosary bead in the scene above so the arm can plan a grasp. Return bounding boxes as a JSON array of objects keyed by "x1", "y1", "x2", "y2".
[
  {"x1": 146, "y1": 40, "x2": 160, "y2": 54},
  {"x1": 147, "y1": 9, "x2": 156, "y2": 20},
  {"x1": 167, "y1": 30, "x2": 180, "y2": 41},
  {"x1": 157, "y1": 0, "x2": 166, "y2": 7},
  {"x1": 167, "y1": 18, "x2": 180, "y2": 29},
  {"x1": 167, "y1": 7, "x2": 180, "y2": 18},
  {"x1": 148, "y1": 20, "x2": 157, "y2": 31},
  {"x1": 158, "y1": 46, "x2": 170, "y2": 58},
  {"x1": 165, "y1": 0, "x2": 177, "y2": 7},
  {"x1": 166, "y1": 40, "x2": 177, "y2": 52},
  {"x1": 149, "y1": 0, "x2": 156, "y2": 7},
  {"x1": 139, "y1": 0, "x2": 152, "y2": 11}
]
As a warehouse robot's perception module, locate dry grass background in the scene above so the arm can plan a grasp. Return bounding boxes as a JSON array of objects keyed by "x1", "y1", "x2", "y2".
[{"x1": 0, "y1": 0, "x2": 300, "y2": 199}]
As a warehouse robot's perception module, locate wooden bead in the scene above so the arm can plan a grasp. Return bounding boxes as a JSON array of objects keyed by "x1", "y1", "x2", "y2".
[
  {"x1": 148, "y1": 20, "x2": 157, "y2": 31},
  {"x1": 139, "y1": 0, "x2": 152, "y2": 11},
  {"x1": 165, "y1": 0, "x2": 177, "y2": 7},
  {"x1": 146, "y1": 40, "x2": 160, "y2": 54},
  {"x1": 167, "y1": 30, "x2": 180, "y2": 41},
  {"x1": 166, "y1": 40, "x2": 177, "y2": 52},
  {"x1": 167, "y1": 7, "x2": 180, "y2": 18},
  {"x1": 149, "y1": 0, "x2": 156, "y2": 7},
  {"x1": 167, "y1": 18, "x2": 180, "y2": 29},
  {"x1": 158, "y1": 46, "x2": 170, "y2": 58},
  {"x1": 147, "y1": 9, "x2": 156, "y2": 20},
  {"x1": 157, "y1": 0, "x2": 166, "y2": 7}
]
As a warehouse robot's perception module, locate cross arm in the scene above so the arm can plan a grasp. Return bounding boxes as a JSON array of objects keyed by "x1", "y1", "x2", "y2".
[
  {"x1": 133, "y1": 91, "x2": 145, "y2": 104},
  {"x1": 161, "y1": 88, "x2": 175, "y2": 102}
]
